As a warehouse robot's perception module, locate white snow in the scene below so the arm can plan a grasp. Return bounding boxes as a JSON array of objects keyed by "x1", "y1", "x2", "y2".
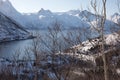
[
  {"x1": 105, "y1": 33, "x2": 120, "y2": 45},
  {"x1": 71, "y1": 31, "x2": 120, "y2": 55},
  {"x1": 110, "y1": 13, "x2": 120, "y2": 24},
  {"x1": 72, "y1": 38, "x2": 99, "y2": 53},
  {"x1": 116, "y1": 69, "x2": 120, "y2": 74}
]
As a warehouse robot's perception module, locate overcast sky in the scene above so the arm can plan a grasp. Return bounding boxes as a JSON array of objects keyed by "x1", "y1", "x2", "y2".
[{"x1": 9, "y1": 0, "x2": 119, "y2": 16}]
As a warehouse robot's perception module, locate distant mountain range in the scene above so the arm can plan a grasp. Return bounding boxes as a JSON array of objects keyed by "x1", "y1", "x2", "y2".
[
  {"x1": 0, "y1": 0, "x2": 119, "y2": 43},
  {"x1": 0, "y1": 0, "x2": 120, "y2": 31}
]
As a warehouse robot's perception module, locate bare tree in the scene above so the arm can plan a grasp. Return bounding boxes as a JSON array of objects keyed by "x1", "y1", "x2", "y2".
[
  {"x1": 101, "y1": 1, "x2": 108, "y2": 80},
  {"x1": 90, "y1": 0, "x2": 108, "y2": 80}
]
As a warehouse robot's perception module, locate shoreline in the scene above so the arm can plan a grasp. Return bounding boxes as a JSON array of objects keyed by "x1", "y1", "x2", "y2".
[{"x1": 0, "y1": 35, "x2": 36, "y2": 43}]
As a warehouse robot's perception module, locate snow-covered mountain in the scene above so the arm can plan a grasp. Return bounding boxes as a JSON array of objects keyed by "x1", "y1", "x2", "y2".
[
  {"x1": 0, "y1": 11, "x2": 31, "y2": 42},
  {"x1": 0, "y1": 0, "x2": 89, "y2": 29},
  {"x1": 22, "y1": 9, "x2": 91, "y2": 29},
  {"x1": 0, "y1": 0, "x2": 26, "y2": 26},
  {"x1": 110, "y1": 13, "x2": 120, "y2": 25},
  {"x1": 0, "y1": 0, "x2": 120, "y2": 33}
]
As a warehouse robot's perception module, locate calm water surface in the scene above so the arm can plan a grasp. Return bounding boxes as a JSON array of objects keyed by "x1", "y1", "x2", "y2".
[
  {"x1": 0, "y1": 29, "x2": 96, "y2": 60},
  {"x1": 0, "y1": 39, "x2": 33, "y2": 60}
]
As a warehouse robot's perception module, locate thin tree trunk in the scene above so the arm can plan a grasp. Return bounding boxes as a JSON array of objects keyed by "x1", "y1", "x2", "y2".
[{"x1": 101, "y1": 0, "x2": 108, "y2": 80}]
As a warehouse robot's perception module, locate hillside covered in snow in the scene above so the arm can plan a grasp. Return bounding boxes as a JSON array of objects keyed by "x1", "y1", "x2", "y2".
[
  {"x1": 0, "y1": 11, "x2": 31, "y2": 42},
  {"x1": 110, "y1": 13, "x2": 120, "y2": 25}
]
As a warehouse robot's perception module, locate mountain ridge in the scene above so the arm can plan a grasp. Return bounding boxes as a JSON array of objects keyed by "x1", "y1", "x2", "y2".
[
  {"x1": 0, "y1": 11, "x2": 31, "y2": 42},
  {"x1": 0, "y1": 0, "x2": 120, "y2": 33}
]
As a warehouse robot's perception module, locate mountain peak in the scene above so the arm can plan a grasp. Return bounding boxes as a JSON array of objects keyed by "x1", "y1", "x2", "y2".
[
  {"x1": 114, "y1": 13, "x2": 120, "y2": 16},
  {"x1": 0, "y1": 0, "x2": 21, "y2": 19},
  {"x1": 112, "y1": 13, "x2": 120, "y2": 18},
  {"x1": 0, "y1": 0, "x2": 16, "y2": 14},
  {"x1": 67, "y1": 9, "x2": 81, "y2": 15},
  {"x1": 80, "y1": 10, "x2": 93, "y2": 15},
  {"x1": 0, "y1": 0, "x2": 8, "y2": 2},
  {"x1": 39, "y1": 8, "x2": 44, "y2": 12},
  {"x1": 0, "y1": 0, "x2": 11, "y2": 5},
  {"x1": 110, "y1": 13, "x2": 120, "y2": 24},
  {"x1": 38, "y1": 8, "x2": 52, "y2": 14}
]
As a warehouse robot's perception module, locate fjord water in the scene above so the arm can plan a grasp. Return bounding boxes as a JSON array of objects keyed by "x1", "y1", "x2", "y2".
[
  {"x1": 0, "y1": 38, "x2": 33, "y2": 60},
  {"x1": 0, "y1": 30, "x2": 39, "y2": 60},
  {"x1": 0, "y1": 29, "x2": 95, "y2": 60}
]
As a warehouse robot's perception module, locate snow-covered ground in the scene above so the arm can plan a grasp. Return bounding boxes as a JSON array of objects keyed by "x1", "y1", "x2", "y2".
[{"x1": 71, "y1": 32, "x2": 120, "y2": 54}]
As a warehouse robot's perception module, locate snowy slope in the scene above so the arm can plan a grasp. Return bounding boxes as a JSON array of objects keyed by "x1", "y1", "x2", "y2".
[
  {"x1": 0, "y1": 11, "x2": 30, "y2": 42},
  {"x1": 72, "y1": 32, "x2": 120, "y2": 54},
  {"x1": 110, "y1": 13, "x2": 120, "y2": 25}
]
